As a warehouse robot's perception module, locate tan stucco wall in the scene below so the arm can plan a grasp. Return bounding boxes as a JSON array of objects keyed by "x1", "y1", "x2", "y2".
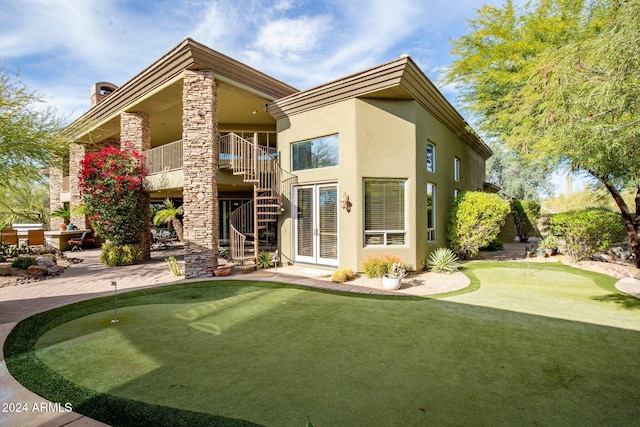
[
  {"x1": 414, "y1": 104, "x2": 487, "y2": 268},
  {"x1": 277, "y1": 97, "x2": 486, "y2": 272}
]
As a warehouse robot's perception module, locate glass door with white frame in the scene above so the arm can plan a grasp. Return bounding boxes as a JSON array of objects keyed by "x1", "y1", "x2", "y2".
[{"x1": 294, "y1": 183, "x2": 338, "y2": 266}]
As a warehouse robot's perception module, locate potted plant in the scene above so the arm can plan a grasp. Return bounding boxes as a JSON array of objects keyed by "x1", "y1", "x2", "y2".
[
  {"x1": 541, "y1": 235, "x2": 559, "y2": 256},
  {"x1": 382, "y1": 262, "x2": 406, "y2": 290},
  {"x1": 536, "y1": 239, "x2": 547, "y2": 257},
  {"x1": 213, "y1": 263, "x2": 233, "y2": 276}
]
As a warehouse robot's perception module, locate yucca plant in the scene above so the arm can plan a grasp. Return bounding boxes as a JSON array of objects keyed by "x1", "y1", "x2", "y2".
[{"x1": 427, "y1": 247, "x2": 460, "y2": 274}]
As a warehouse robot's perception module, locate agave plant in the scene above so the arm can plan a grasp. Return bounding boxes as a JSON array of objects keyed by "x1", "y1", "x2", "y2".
[{"x1": 427, "y1": 247, "x2": 460, "y2": 274}]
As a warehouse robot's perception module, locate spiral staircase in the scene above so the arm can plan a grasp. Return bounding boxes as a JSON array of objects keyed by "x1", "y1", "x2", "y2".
[{"x1": 219, "y1": 133, "x2": 296, "y2": 267}]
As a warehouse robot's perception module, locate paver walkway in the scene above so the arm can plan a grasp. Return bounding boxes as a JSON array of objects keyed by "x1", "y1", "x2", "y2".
[{"x1": 1, "y1": 245, "x2": 638, "y2": 426}]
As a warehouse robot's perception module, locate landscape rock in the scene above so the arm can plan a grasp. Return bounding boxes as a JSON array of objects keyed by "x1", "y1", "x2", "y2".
[
  {"x1": 36, "y1": 255, "x2": 59, "y2": 275},
  {"x1": 27, "y1": 265, "x2": 48, "y2": 277},
  {"x1": 0, "y1": 265, "x2": 11, "y2": 276}
]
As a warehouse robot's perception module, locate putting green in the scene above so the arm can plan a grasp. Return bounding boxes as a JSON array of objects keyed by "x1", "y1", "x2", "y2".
[{"x1": 8, "y1": 264, "x2": 640, "y2": 426}]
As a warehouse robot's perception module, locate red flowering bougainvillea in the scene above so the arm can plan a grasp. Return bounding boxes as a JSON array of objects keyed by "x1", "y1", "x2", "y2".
[{"x1": 78, "y1": 144, "x2": 147, "y2": 246}]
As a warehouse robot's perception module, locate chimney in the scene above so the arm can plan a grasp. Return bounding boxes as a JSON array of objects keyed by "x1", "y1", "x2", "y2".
[{"x1": 90, "y1": 82, "x2": 118, "y2": 107}]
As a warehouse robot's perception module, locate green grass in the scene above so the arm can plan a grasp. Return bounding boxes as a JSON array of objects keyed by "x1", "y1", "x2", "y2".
[{"x1": 5, "y1": 263, "x2": 640, "y2": 426}]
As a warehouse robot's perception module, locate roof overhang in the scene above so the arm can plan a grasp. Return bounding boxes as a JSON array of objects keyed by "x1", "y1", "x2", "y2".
[
  {"x1": 266, "y1": 56, "x2": 493, "y2": 160},
  {"x1": 63, "y1": 38, "x2": 298, "y2": 143}
]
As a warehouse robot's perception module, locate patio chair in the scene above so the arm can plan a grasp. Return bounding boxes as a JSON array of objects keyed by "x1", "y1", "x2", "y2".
[
  {"x1": 68, "y1": 231, "x2": 95, "y2": 251},
  {"x1": 1, "y1": 229, "x2": 18, "y2": 246},
  {"x1": 28, "y1": 229, "x2": 45, "y2": 246}
]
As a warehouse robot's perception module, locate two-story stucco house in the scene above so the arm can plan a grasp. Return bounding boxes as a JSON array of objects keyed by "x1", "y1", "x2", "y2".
[{"x1": 50, "y1": 38, "x2": 493, "y2": 278}]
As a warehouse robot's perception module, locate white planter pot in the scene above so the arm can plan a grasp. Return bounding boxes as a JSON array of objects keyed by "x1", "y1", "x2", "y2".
[{"x1": 382, "y1": 275, "x2": 402, "y2": 290}]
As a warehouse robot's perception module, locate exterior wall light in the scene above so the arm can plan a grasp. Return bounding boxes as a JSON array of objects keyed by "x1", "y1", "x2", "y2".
[{"x1": 340, "y1": 193, "x2": 351, "y2": 212}]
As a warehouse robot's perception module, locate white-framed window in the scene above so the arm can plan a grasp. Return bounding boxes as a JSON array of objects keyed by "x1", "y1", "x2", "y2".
[
  {"x1": 291, "y1": 134, "x2": 339, "y2": 171},
  {"x1": 426, "y1": 142, "x2": 435, "y2": 172},
  {"x1": 364, "y1": 178, "x2": 407, "y2": 246},
  {"x1": 427, "y1": 182, "x2": 436, "y2": 242},
  {"x1": 454, "y1": 188, "x2": 460, "y2": 199},
  {"x1": 454, "y1": 157, "x2": 461, "y2": 181}
]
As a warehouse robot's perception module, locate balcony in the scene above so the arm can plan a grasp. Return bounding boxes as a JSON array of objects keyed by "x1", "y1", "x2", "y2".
[{"x1": 144, "y1": 140, "x2": 183, "y2": 175}]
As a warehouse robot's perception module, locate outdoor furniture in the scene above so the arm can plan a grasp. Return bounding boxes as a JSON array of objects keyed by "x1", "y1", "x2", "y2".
[
  {"x1": 151, "y1": 229, "x2": 177, "y2": 250},
  {"x1": 1, "y1": 229, "x2": 18, "y2": 246},
  {"x1": 68, "y1": 231, "x2": 95, "y2": 251},
  {"x1": 27, "y1": 229, "x2": 45, "y2": 246}
]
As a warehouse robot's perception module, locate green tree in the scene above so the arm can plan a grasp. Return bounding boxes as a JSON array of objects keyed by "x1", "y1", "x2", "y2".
[
  {"x1": 0, "y1": 177, "x2": 50, "y2": 227},
  {"x1": 153, "y1": 198, "x2": 184, "y2": 243},
  {"x1": 447, "y1": 0, "x2": 640, "y2": 267},
  {"x1": 511, "y1": 199, "x2": 540, "y2": 243},
  {"x1": 448, "y1": 192, "x2": 510, "y2": 259},
  {"x1": 0, "y1": 68, "x2": 66, "y2": 185},
  {"x1": 486, "y1": 149, "x2": 554, "y2": 200}
]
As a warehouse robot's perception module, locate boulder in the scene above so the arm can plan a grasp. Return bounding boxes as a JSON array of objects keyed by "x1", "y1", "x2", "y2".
[
  {"x1": 36, "y1": 255, "x2": 59, "y2": 275},
  {"x1": 0, "y1": 265, "x2": 11, "y2": 276},
  {"x1": 27, "y1": 265, "x2": 48, "y2": 277}
]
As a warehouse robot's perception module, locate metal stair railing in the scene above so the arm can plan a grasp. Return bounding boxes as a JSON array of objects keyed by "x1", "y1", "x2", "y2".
[{"x1": 222, "y1": 133, "x2": 295, "y2": 265}]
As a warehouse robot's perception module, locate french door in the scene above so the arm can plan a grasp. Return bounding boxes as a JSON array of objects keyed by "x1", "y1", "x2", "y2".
[{"x1": 294, "y1": 183, "x2": 338, "y2": 266}]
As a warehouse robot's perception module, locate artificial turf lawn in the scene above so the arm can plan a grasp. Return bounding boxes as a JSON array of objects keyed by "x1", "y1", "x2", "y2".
[{"x1": 5, "y1": 262, "x2": 640, "y2": 426}]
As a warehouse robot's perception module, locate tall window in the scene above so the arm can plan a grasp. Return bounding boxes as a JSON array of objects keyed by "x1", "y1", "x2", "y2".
[
  {"x1": 426, "y1": 142, "x2": 435, "y2": 172},
  {"x1": 292, "y1": 134, "x2": 339, "y2": 171},
  {"x1": 454, "y1": 157, "x2": 461, "y2": 181},
  {"x1": 364, "y1": 179, "x2": 406, "y2": 246},
  {"x1": 427, "y1": 183, "x2": 436, "y2": 242}
]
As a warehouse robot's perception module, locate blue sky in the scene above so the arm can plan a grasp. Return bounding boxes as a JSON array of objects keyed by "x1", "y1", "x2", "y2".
[
  {"x1": 0, "y1": 0, "x2": 578, "y2": 193},
  {"x1": 1, "y1": 0, "x2": 505, "y2": 119}
]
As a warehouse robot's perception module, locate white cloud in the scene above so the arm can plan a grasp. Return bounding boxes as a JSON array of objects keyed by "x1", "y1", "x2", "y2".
[
  {"x1": 0, "y1": 0, "x2": 517, "y2": 120},
  {"x1": 254, "y1": 16, "x2": 333, "y2": 59}
]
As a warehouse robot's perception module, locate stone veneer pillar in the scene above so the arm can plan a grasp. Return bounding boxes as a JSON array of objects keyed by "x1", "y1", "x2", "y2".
[
  {"x1": 121, "y1": 112, "x2": 151, "y2": 261},
  {"x1": 182, "y1": 69, "x2": 219, "y2": 278},
  {"x1": 68, "y1": 143, "x2": 89, "y2": 229},
  {"x1": 49, "y1": 166, "x2": 64, "y2": 230}
]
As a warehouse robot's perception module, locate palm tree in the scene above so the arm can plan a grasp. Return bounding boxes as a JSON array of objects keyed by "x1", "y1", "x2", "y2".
[{"x1": 153, "y1": 199, "x2": 184, "y2": 242}]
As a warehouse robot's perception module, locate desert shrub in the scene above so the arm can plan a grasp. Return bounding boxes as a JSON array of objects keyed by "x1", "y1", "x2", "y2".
[
  {"x1": 511, "y1": 199, "x2": 540, "y2": 243},
  {"x1": 448, "y1": 192, "x2": 510, "y2": 259},
  {"x1": 11, "y1": 256, "x2": 37, "y2": 269},
  {"x1": 427, "y1": 248, "x2": 460, "y2": 274},
  {"x1": 100, "y1": 243, "x2": 143, "y2": 267},
  {"x1": 331, "y1": 270, "x2": 348, "y2": 283},
  {"x1": 549, "y1": 208, "x2": 625, "y2": 261},
  {"x1": 0, "y1": 241, "x2": 10, "y2": 257},
  {"x1": 362, "y1": 254, "x2": 402, "y2": 278}
]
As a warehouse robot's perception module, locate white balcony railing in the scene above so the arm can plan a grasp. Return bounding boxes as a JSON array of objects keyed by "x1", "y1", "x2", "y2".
[{"x1": 144, "y1": 140, "x2": 183, "y2": 175}]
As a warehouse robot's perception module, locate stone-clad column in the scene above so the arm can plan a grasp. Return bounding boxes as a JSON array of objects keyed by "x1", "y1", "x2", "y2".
[
  {"x1": 69, "y1": 143, "x2": 88, "y2": 229},
  {"x1": 49, "y1": 166, "x2": 64, "y2": 231},
  {"x1": 121, "y1": 112, "x2": 151, "y2": 260},
  {"x1": 182, "y1": 69, "x2": 219, "y2": 278}
]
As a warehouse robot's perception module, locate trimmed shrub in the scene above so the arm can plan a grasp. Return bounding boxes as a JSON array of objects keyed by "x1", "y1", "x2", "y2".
[
  {"x1": 331, "y1": 270, "x2": 348, "y2": 283},
  {"x1": 362, "y1": 254, "x2": 403, "y2": 278},
  {"x1": 331, "y1": 268, "x2": 356, "y2": 283},
  {"x1": 100, "y1": 243, "x2": 143, "y2": 267},
  {"x1": 448, "y1": 192, "x2": 510, "y2": 259},
  {"x1": 511, "y1": 199, "x2": 540, "y2": 243},
  {"x1": 11, "y1": 256, "x2": 37, "y2": 269},
  {"x1": 427, "y1": 248, "x2": 459, "y2": 274},
  {"x1": 549, "y1": 208, "x2": 625, "y2": 261}
]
